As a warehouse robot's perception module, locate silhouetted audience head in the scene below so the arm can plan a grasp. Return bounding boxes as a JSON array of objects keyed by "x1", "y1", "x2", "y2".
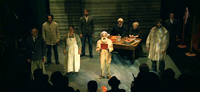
[
  {"x1": 50, "y1": 71, "x2": 63, "y2": 86},
  {"x1": 33, "y1": 68, "x2": 43, "y2": 80},
  {"x1": 63, "y1": 76, "x2": 69, "y2": 87},
  {"x1": 42, "y1": 74, "x2": 49, "y2": 83},
  {"x1": 87, "y1": 80, "x2": 98, "y2": 92},
  {"x1": 108, "y1": 76, "x2": 121, "y2": 87},
  {"x1": 148, "y1": 72, "x2": 159, "y2": 91},
  {"x1": 158, "y1": 68, "x2": 179, "y2": 92},
  {"x1": 108, "y1": 76, "x2": 125, "y2": 92},
  {"x1": 67, "y1": 87, "x2": 75, "y2": 92},
  {"x1": 161, "y1": 68, "x2": 175, "y2": 80},
  {"x1": 139, "y1": 63, "x2": 149, "y2": 73},
  {"x1": 178, "y1": 73, "x2": 196, "y2": 92}
]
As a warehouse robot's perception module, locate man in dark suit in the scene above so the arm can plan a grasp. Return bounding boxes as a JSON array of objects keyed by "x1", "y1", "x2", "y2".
[
  {"x1": 26, "y1": 28, "x2": 46, "y2": 79},
  {"x1": 164, "y1": 13, "x2": 179, "y2": 55},
  {"x1": 79, "y1": 9, "x2": 94, "y2": 58}
]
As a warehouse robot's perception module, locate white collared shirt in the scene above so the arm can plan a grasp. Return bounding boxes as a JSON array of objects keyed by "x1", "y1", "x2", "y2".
[
  {"x1": 118, "y1": 24, "x2": 122, "y2": 27},
  {"x1": 85, "y1": 16, "x2": 88, "y2": 22},
  {"x1": 32, "y1": 36, "x2": 38, "y2": 42},
  {"x1": 170, "y1": 19, "x2": 174, "y2": 24}
]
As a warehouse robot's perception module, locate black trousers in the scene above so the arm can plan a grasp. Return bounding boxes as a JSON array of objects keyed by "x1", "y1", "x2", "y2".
[{"x1": 47, "y1": 45, "x2": 58, "y2": 61}]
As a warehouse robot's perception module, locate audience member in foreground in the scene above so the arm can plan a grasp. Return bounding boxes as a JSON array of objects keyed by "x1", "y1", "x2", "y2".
[
  {"x1": 25, "y1": 68, "x2": 51, "y2": 92},
  {"x1": 107, "y1": 76, "x2": 125, "y2": 92}
]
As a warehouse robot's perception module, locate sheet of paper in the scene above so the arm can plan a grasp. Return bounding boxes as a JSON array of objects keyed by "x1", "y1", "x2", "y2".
[{"x1": 101, "y1": 44, "x2": 108, "y2": 49}]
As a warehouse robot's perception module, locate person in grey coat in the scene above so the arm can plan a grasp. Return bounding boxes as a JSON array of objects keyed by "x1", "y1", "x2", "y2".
[
  {"x1": 79, "y1": 9, "x2": 94, "y2": 58},
  {"x1": 42, "y1": 14, "x2": 61, "y2": 65}
]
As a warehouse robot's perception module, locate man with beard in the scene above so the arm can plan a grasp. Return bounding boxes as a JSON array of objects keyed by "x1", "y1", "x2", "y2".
[
  {"x1": 96, "y1": 31, "x2": 113, "y2": 79},
  {"x1": 42, "y1": 14, "x2": 61, "y2": 65},
  {"x1": 146, "y1": 18, "x2": 169, "y2": 73},
  {"x1": 79, "y1": 9, "x2": 94, "y2": 58}
]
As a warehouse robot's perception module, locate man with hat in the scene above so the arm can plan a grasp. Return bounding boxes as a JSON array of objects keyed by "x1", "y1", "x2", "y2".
[{"x1": 146, "y1": 18, "x2": 169, "y2": 73}]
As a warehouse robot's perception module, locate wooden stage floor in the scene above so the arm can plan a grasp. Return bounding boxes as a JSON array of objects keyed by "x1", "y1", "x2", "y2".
[{"x1": 45, "y1": 42, "x2": 181, "y2": 92}]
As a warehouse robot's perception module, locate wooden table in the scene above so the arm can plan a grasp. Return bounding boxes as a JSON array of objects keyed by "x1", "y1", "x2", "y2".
[{"x1": 111, "y1": 37, "x2": 142, "y2": 63}]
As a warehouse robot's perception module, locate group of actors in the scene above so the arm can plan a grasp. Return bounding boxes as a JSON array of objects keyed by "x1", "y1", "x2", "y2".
[{"x1": 26, "y1": 8, "x2": 179, "y2": 79}]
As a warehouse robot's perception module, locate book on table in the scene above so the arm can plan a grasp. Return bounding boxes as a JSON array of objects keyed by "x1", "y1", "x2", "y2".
[
  {"x1": 111, "y1": 36, "x2": 118, "y2": 40},
  {"x1": 101, "y1": 44, "x2": 108, "y2": 49}
]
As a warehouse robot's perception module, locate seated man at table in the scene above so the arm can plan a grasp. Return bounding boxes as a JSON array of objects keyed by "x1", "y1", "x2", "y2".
[
  {"x1": 110, "y1": 18, "x2": 127, "y2": 57},
  {"x1": 129, "y1": 22, "x2": 144, "y2": 58},
  {"x1": 96, "y1": 31, "x2": 113, "y2": 79},
  {"x1": 110, "y1": 18, "x2": 127, "y2": 38}
]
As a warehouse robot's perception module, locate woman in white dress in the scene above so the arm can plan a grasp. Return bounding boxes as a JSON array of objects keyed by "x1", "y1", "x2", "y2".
[{"x1": 63, "y1": 25, "x2": 82, "y2": 74}]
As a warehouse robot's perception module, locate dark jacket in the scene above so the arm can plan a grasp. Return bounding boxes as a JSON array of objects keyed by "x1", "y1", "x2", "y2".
[
  {"x1": 129, "y1": 28, "x2": 142, "y2": 38},
  {"x1": 26, "y1": 36, "x2": 46, "y2": 61},
  {"x1": 164, "y1": 19, "x2": 179, "y2": 40},
  {"x1": 79, "y1": 16, "x2": 94, "y2": 35},
  {"x1": 110, "y1": 24, "x2": 126, "y2": 37}
]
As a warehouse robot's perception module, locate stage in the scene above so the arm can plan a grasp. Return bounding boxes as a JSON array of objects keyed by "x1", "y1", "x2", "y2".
[{"x1": 44, "y1": 42, "x2": 181, "y2": 92}]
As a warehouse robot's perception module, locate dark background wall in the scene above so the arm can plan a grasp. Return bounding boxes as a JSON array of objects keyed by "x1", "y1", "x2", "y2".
[
  {"x1": 0, "y1": 0, "x2": 47, "y2": 60},
  {"x1": 51, "y1": 0, "x2": 161, "y2": 41},
  {"x1": 0, "y1": 0, "x2": 47, "y2": 37},
  {"x1": 161, "y1": 0, "x2": 200, "y2": 45},
  {"x1": 0, "y1": 0, "x2": 48, "y2": 91}
]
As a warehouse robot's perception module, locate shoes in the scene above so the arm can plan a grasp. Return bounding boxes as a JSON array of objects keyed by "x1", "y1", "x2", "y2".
[
  {"x1": 107, "y1": 76, "x2": 112, "y2": 79},
  {"x1": 90, "y1": 54, "x2": 93, "y2": 58},
  {"x1": 45, "y1": 61, "x2": 52, "y2": 65},
  {"x1": 75, "y1": 72, "x2": 79, "y2": 75},
  {"x1": 56, "y1": 60, "x2": 60, "y2": 65},
  {"x1": 99, "y1": 76, "x2": 105, "y2": 79},
  {"x1": 80, "y1": 54, "x2": 85, "y2": 57},
  {"x1": 99, "y1": 75, "x2": 111, "y2": 79}
]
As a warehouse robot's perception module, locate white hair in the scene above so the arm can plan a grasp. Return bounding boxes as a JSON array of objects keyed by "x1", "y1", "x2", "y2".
[
  {"x1": 133, "y1": 22, "x2": 139, "y2": 26},
  {"x1": 117, "y1": 18, "x2": 123, "y2": 22},
  {"x1": 100, "y1": 31, "x2": 108, "y2": 37}
]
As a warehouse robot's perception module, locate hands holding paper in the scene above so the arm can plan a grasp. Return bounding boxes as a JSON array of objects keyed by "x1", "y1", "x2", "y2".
[
  {"x1": 129, "y1": 35, "x2": 138, "y2": 38},
  {"x1": 101, "y1": 44, "x2": 108, "y2": 49}
]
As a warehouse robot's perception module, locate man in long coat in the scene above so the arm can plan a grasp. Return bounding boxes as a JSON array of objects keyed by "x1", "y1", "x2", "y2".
[{"x1": 146, "y1": 18, "x2": 169, "y2": 73}]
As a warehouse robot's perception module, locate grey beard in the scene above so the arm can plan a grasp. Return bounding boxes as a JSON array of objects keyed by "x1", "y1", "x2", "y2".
[{"x1": 101, "y1": 37, "x2": 108, "y2": 43}]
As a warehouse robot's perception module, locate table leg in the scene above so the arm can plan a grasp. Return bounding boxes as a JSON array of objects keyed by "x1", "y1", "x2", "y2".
[{"x1": 132, "y1": 48, "x2": 135, "y2": 63}]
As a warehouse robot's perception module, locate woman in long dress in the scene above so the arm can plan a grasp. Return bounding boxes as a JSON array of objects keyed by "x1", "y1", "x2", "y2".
[{"x1": 63, "y1": 25, "x2": 82, "y2": 74}]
